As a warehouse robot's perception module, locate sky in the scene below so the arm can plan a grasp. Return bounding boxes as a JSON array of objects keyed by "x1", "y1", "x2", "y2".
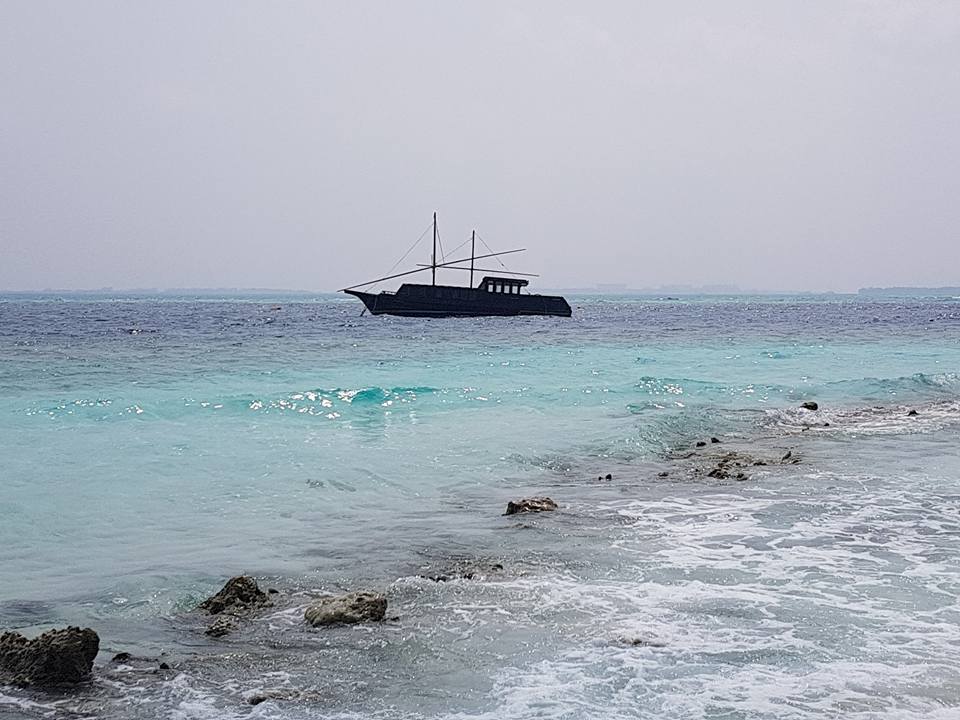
[{"x1": 1, "y1": 1, "x2": 959, "y2": 293}]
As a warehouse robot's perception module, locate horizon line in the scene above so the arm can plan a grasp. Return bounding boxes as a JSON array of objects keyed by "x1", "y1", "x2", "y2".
[{"x1": 2, "y1": 285, "x2": 959, "y2": 297}]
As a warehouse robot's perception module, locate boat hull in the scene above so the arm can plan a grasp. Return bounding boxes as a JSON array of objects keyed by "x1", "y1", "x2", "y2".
[{"x1": 345, "y1": 285, "x2": 571, "y2": 318}]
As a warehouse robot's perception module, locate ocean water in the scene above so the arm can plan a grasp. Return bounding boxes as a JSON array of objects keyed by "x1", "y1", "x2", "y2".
[{"x1": 1, "y1": 293, "x2": 960, "y2": 719}]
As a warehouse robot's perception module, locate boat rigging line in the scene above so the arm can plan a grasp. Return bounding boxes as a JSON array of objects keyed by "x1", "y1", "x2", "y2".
[
  {"x1": 474, "y1": 232, "x2": 510, "y2": 270},
  {"x1": 360, "y1": 219, "x2": 435, "y2": 291},
  {"x1": 340, "y1": 248, "x2": 526, "y2": 292}
]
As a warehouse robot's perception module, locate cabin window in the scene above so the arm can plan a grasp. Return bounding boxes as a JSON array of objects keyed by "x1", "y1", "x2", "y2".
[{"x1": 487, "y1": 284, "x2": 493, "y2": 292}]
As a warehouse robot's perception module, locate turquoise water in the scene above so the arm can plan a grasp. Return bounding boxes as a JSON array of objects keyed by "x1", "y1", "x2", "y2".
[{"x1": 2, "y1": 294, "x2": 960, "y2": 718}]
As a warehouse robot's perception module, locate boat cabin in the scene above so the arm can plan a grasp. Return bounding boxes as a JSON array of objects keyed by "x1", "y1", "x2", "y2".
[{"x1": 478, "y1": 276, "x2": 529, "y2": 294}]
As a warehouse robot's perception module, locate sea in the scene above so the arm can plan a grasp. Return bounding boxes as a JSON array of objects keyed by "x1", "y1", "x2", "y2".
[{"x1": 1, "y1": 293, "x2": 959, "y2": 720}]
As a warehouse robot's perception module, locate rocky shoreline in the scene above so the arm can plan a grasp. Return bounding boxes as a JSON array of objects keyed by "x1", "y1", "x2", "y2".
[{"x1": 2, "y1": 399, "x2": 937, "y2": 709}]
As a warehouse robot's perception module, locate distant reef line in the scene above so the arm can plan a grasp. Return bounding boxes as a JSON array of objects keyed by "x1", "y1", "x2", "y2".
[{"x1": 857, "y1": 286, "x2": 960, "y2": 297}]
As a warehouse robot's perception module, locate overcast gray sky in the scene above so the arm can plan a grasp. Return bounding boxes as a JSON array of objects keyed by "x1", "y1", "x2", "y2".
[{"x1": 1, "y1": 1, "x2": 958, "y2": 292}]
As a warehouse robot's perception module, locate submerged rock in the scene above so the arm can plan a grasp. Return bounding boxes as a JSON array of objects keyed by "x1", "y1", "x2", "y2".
[
  {"x1": 779, "y1": 450, "x2": 800, "y2": 464},
  {"x1": 700, "y1": 451, "x2": 767, "y2": 482},
  {"x1": 247, "y1": 688, "x2": 326, "y2": 705},
  {"x1": 624, "y1": 635, "x2": 668, "y2": 648},
  {"x1": 695, "y1": 441, "x2": 707, "y2": 448},
  {"x1": 198, "y1": 576, "x2": 270, "y2": 616},
  {"x1": 0, "y1": 627, "x2": 99, "y2": 687},
  {"x1": 504, "y1": 497, "x2": 558, "y2": 515},
  {"x1": 800, "y1": 401, "x2": 819, "y2": 411},
  {"x1": 908, "y1": 409, "x2": 918, "y2": 416},
  {"x1": 710, "y1": 437, "x2": 721, "y2": 444},
  {"x1": 420, "y1": 560, "x2": 504, "y2": 582},
  {"x1": 304, "y1": 591, "x2": 387, "y2": 627},
  {"x1": 205, "y1": 616, "x2": 238, "y2": 638}
]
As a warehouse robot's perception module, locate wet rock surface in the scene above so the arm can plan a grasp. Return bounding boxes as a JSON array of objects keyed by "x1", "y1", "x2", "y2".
[
  {"x1": 304, "y1": 591, "x2": 388, "y2": 627},
  {"x1": 504, "y1": 497, "x2": 558, "y2": 515},
  {"x1": 800, "y1": 401, "x2": 819, "y2": 410},
  {"x1": 0, "y1": 627, "x2": 99, "y2": 687},
  {"x1": 418, "y1": 558, "x2": 505, "y2": 582},
  {"x1": 623, "y1": 635, "x2": 668, "y2": 648},
  {"x1": 669, "y1": 444, "x2": 803, "y2": 484},
  {"x1": 198, "y1": 576, "x2": 271, "y2": 616},
  {"x1": 197, "y1": 576, "x2": 273, "y2": 638},
  {"x1": 205, "y1": 616, "x2": 239, "y2": 638}
]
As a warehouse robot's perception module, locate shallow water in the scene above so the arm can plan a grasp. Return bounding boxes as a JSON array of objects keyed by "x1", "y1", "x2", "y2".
[{"x1": 1, "y1": 294, "x2": 960, "y2": 719}]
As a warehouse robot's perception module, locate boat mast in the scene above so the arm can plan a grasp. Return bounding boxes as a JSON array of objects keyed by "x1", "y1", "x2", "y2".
[
  {"x1": 432, "y1": 212, "x2": 437, "y2": 286},
  {"x1": 470, "y1": 230, "x2": 476, "y2": 288}
]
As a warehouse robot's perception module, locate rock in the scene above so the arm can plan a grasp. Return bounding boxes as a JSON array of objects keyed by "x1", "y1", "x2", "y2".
[
  {"x1": 710, "y1": 437, "x2": 721, "y2": 444},
  {"x1": 695, "y1": 441, "x2": 707, "y2": 448},
  {"x1": 205, "y1": 616, "x2": 237, "y2": 638},
  {"x1": 908, "y1": 409, "x2": 918, "y2": 416},
  {"x1": 752, "y1": 460, "x2": 767, "y2": 466},
  {"x1": 800, "y1": 401, "x2": 819, "y2": 411},
  {"x1": 626, "y1": 636, "x2": 667, "y2": 648},
  {"x1": 110, "y1": 652, "x2": 132, "y2": 664},
  {"x1": 421, "y1": 560, "x2": 503, "y2": 582},
  {"x1": 605, "y1": 473, "x2": 612, "y2": 480},
  {"x1": 198, "y1": 576, "x2": 270, "y2": 616},
  {"x1": 707, "y1": 467, "x2": 729, "y2": 479},
  {"x1": 657, "y1": 471, "x2": 669, "y2": 477},
  {"x1": 735, "y1": 472, "x2": 748, "y2": 481},
  {"x1": 504, "y1": 497, "x2": 558, "y2": 515},
  {"x1": 267, "y1": 588, "x2": 279, "y2": 594},
  {"x1": 246, "y1": 688, "x2": 326, "y2": 705},
  {"x1": 0, "y1": 627, "x2": 99, "y2": 687},
  {"x1": 159, "y1": 662, "x2": 170, "y2": 670},
  {"x1": 781, "y1": 451, "x2": 792, "y2": 462},
  {"x1": 304, "y1": 591, "x2": 387, "y2": 627}
]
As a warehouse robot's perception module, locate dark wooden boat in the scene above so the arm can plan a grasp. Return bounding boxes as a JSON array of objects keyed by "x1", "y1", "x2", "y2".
[{"x1": 342, "y1": 214, "x2": 571, "y2": 318}]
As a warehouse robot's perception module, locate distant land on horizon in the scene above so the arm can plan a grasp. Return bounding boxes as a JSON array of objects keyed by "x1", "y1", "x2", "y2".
[{"x1": 857, "y1": 286, "x2": 960, "y2": 297}]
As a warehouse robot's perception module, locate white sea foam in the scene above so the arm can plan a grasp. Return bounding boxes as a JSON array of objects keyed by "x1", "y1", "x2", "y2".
[{"x1": 769, "y1": 399, "x2": 960, "y2": 436}]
